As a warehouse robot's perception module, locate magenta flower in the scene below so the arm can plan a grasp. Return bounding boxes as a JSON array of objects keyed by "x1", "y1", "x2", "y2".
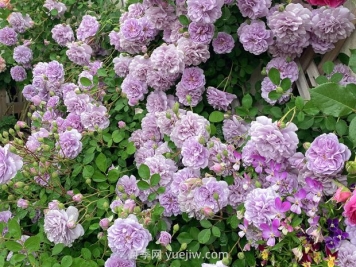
[
  {"x1": 274, "y1": 197, "x2": 291, "y2": 219},
  {"x1": 238, "y1": 219, "x2": 249, "y2": 238},
  {"x1": 260, "y1": 219, "x2": 281, "y2": 246},
  {"x1": 287, "y1": 189, "x2": 307, "y2": 214}
]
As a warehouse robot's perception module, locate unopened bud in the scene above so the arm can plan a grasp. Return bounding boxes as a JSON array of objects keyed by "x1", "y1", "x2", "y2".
[
  {"x1": 276, "y1": 87, "x2": 283, "y2": 94},
  {"x1": 172, "y1": 102, "x2": 179, "y2": 114},
  {"x1": 9, "y1": 128, "x2": 15, "y2": 136},
  {"x1": 72, "y1": 193, "x2": 83, "y2": 203},
  {"x1": 86, "y1": 178, "x2": 91, "y2": 184},
  {"x1": 173, "y1": 224, "x2": 179, "y2": 234},
  {"x1": 186, "y1": 95, "x2": 192, "y2": 104},
  {"x1": 133, "y1": 206, "x2": 141, "y2": 213},
  {"x1": 303, "y1": 142, "x2": 311, "y2": 150},
  {"x1": 238, "y1": 252, "x2": 245, "y2": 259},
  {"x1": 346, "y1": 161, "x2": 356, "y2": 174},
  {"x1": 222, "y1": 257, "x2": 231, "y2": 265},
  {"x1": 261, "y1": 67, "x2": 267, "y2": 76},
  {"x1": 58, "y1": 203, "x2": 65, "y2": 210},
  {"x1": 255, "y1": 181, "x2": 262, "y2": 188},
  {"x1": 97, "y1": 232, "x2": 104, "y2": 239},
  {"x1": 103, "y1": 201, "x2": 109, "y2": 210},
  {"x1": 180, "y1": 243, "x2": 187, "y2": 251},
  {"x1": 213, "y1": 193, "x2": 219, "y2": 200},
  {"x1": 99, "y1": 218, "x2": 110, "y2": 230},
  {"x1": 198, "y1": 136, "x2": 206, "y2": 144},
  {"x1": 8, "y1": 195, "x2": 15, "y2": 201},
  {"x1": 9, "y1": 146, "x2": 17, "y2": 153},
  {"x1": 165, "y1": 112, "x2": 171, "y2": 119},
  {"x1": 14, "y1": 182, "x2": 25, "y2": 188}
]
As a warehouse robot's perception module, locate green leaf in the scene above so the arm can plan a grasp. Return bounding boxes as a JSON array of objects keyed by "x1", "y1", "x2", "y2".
[
  {"x1": 200, "y1": 220, "x2": 212, "y2": 228},
  {"x1": 268, "y1": 91, "x2": 282, "y2": 101},
  {"x1": 24, "y1": 235, "x2": 41, "y2": 252},
  {"x1": 52, "y1": 243, "x2": 65, "y2": 255},
  {"x1": 79, "y1": 77, "x2": 92, "y2": 87},
  {"x1": 147, "y1": 192, "x2": 157, "y2": 202},
  {"x1": 291, "y1": 216, "x2": 303, "y2": 227},
  {"x1": 150, "y1": 174, "x2": 160, "y2": 186},
  {"x1": 209, "y1": 111, "x2": 224, "y2": 123},
  {"x1": 295, "y1": 96, "x2": 304, "y2": 110},
  {"x1": 324, "y1": 116, "x2": 336, "y2": 131},
  {"x1": 270, "y1": 107, "x2": 282, "y2": 118},
  {"x1": 95, "y1": 153, "x2": 107, "y2": 172},
  {"x1": 241, "y1": 94, "x2": 253, "y2": 109},
  {"x1": 245, "y1": 251, "x2": 256, "y2": 266},
  {"x1": 298, "y1": 117, "x2": 314, "y2": 130},
  {"x1": 126, "y1": 142, "x2": 136, "y2": 155},
  {"x1": 280, "y1": 78, "x2": 291, "y2": 91},
  {"x1": 178, "y1": 15, "x2": 189, "y2": 25},
  {"x1": 177, "y1": 232, "x2": 193, "y2": 244},
  {"x1": 229, "y1": 215, "x2": 239, "y2": 229},
  {"x1": 8, "y1": 219, "x2": 21, "y2": 239},
  {"x1": 10, "y1": 254, "x2": 26, "y2": 264},
  {"x1": 268, "y1": 68, "x2": 280, "y2": 85},
  {"x1": 297, "y1": 111, "x2": 305, "y2": 122},
  {"x1": 61, "y1": 255, "x2": 73, "y2": 267},
  {"x1": 82, "y1": 153, "x2": 95, "y2": 165},
  {"x1": 108, "y1": 169, "x2": 120, "y2": 183},
  {"x1": 137, "y1": 180, "x2": 150, "y2": 190},
  {"x1": 83, "y1": 165, "x2": 95, "y2": 178},
  {"x1": 322, "y1": 61, "x2": 334, "y2": 75},
  {"x1": 81, "y1": 248, "x2": 92, "y2": 260},
  {"x1": 112, "y1": 130, "x2": 125, "y2": 143},
  {"x1": 310, "y1": 83, "x2": 356, "y2": 117},
  {"x1": 349, "y1": 116, "x2": 356, "y2": 146},
  {"x1": 349, "y1": 49, "x2": 356, "y2": 73},
  {"x1": 97, "y1": 198, "x2": 109, "y2": 210},
  {"x1": 170, "y1": 260, "x2": 181, "y2": 267},
  {"x1": 198, "y1": 229, "x2": 211, "y2": 244},
  {"x1": 336, "y1": 120, "x2": 348, "y2": 136},
  {"x1": 5, "y1": 241, "x2": 23, "y2": 252},
  {"x1": 330, "y1": 73, "x2": 343, "y2": 83},
  {"x1": 212, "y1": 226, "x2": 221, "y2": 237},
  {"x1": 222, "y1": 6, "x2": 231, "y2": 20},
  {"x1": 97, "y1": 69, "x2": 107, "y2": 77},
  {"x1": 50, "y1": 9, "x2": 58, "y2": 16},
  {"x1": 138, "y1": 164, "x2": 150, "y2": 180},
  {"x1": 316, "y1": 75, "x2": 329, "y2": 84}
]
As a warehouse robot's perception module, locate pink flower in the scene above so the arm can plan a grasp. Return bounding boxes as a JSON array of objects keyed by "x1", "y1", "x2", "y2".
[
  {"x1": 333, "y1": 187, "x2": 352, "y2": 203},
  {"x1": 344, "y1": 193, "x2": 356, "y2": 225},
  {"x1": 306, "y1": 0, "x2": 346, "y2": 8}
]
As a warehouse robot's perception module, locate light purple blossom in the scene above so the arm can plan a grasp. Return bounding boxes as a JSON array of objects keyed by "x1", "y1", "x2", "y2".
[
  {"x1": 157, "y1": 231, "x2": 172, "y2": 246},
  {"x1": 66, "y1": 42, "x2": 92, "y2": 66},
  {"x1": 144, "y1": 155, "x2": 177, "y2": 187},
  {"x1": 177, "y1": 37, "x2": 210, "y2": 66},
  {"x1": 105, "y1": 254, "x2": 136, "y2": 267},
  {"x1": 44, "y1": 206, "x2": 84, "y2": 247},
  {"x1": 43, "y1": 0, "x2": 67, "y2": 18},
  {"x1": 13, "y1": 45, "x2": 32, "y2": 65},
  {"x1": 287, "y1": 189, "x2": 306, "y2": 214},
  {"x1": 51, "y1": 24, "x2": 74, "y2": 46},
  {"x1": 10, "y1": 66, "x2": 27, "y2": 81},
  {"x1": 186, "y1": 0, "x2": 224, "y2": 23},
  {"x1": 228, "y1": 175, "x2": 255, "y2": 207},
  {"x1": 76, "y1": 15, "x2": 100, "y2": 41},
  {"x1": 7, "y1": 12, "x2": 33, "y2": 33},
  {"x1": 121, "y1": 18, "x2": 143, "y2": 41},
  {"x1": 222, "y1": 116, "x2": 250, "y2": 147},
  {"x1": 158, "y1": 187, "x2": 181, "y2": 216},
  {"x1": 329, "y1": 63, "x2": 356, "y2": 86},
  {"x1": 80, "y1": 104, "x2": 110, "y2": 131},
  {"x1": 266, "y1": 57, "x2": 299, "y2": 82},
  {"x1": 181, "y1": 137, "x2": 209, "y2": 169},
  {"x1": 26, "y1": 128, "x2": 49, "y2": 152},
  {"x1": 116, "y1": 175, "x2": 139, "y2": 198},
  {"x1": 237, "y1": 20, "x2": 273, "y2": 55},
  {"x1": 180, "y1": 67, "x2": 206, "y2": 90},
  {"x1": 146, "y1": 91, "x2": 168, "y2": 113},
  {"x1": 17, "y1": 199, "x2": 29, "y2": 209},
  {"x1": 188, "y1": 22, "x2": 214, "y2": 44},
  {"x1": 0, "y1": 27, "x2": 17, "y2": 46},
  {"x1": 58, "y1": 129, "x2": 82, "y2": 159},
  {"x1": 128, "y1": 56, "x2": 151, "y2": 81},
  {"x1": 150, "y1": 44, "x2": 185, "y2": 75},
  {"x1": 46, "y1": 60, "x2": 65, "y2": 83},
  {"x1": 237, "y1": 0, "x2": 271, "y2": 19},
  {"x1": 336, "y1": 241, "x2": 356, "y2": 267},
  {"x1": 121, "y1": 75, "x2": 148, "y2": 106},
  {"x1": 145, "y1": 5, "x2": 176, "y2": 31},
  {"x1": 212, "y1": 32, "x2": 235, "y2": 54},
  {"x1": 260, "y1": 219, "x2": 280, "y2": 246},
  {"x1": 0, "y1": 144, "x2": 23, "y2": 184},
  {"x1": 261, "y1": 77, "x2": 292, "y2": 105},
  {"x1": 107, "y1": 215, "x2": 152, "y2": 259},
  {"x1": 305, "y1": 133, "x2": 351, "y2": 176},
  {"x1": 113, "y1": 55, "x2": 132, "y2": 78},
  {"x1": 206, "y1": 87, "x2": 237, "y2": 111},
  {"x1": 176, "y1": 81, "x2": 204, "y2": 107},
  {"x1": 63, "y1": 91, "x2": 90, "y2": 115}
]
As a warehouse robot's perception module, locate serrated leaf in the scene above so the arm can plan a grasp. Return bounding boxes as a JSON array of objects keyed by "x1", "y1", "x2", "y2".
[
  {"x1": 295, "y1": 96, "x2": 304, "y2": 110},
  {"x1": 316, "y1": 75, "x2": 329, "y2": 84},
  {"x1": 209, "y1": 111, "x2": 224, "y2": 123},
  {"x1": 349, "y1": 116, "x2": 356, "y2": 146},
  {"x1": 126, "y1": 142, "x2": 136, "y2": 155},
  {"x1": 200, "y1": 220, "x2": 212, "y2": 228},
  {"x1": 178, "y1": 15, "x2": 189, "y2": 25},
  {"x1": 177, "y1": 232, "x2": 193, "y2": 244},
  {"x1": 52, "y1": 243, "x2": 65, "y2": 255},
  {"x1": 81, "y1": 248, "x2": 92, "y2": 260},
  {"x1": 336, "y1": 120, "x2": 348, "y2": 136},
  {"x1": 79, "y1": 77, "x2": 92, "y2": 87},
  {"x1": 268, "y1": 91, "x2": 282, "y2": 101},
  {"x1": 280, "y1": 78, "x2": 291, "y2": 91},
  {"x1": 61, "y1": 255, "x2": 73, "y2": 267},
  {"x1": 242, "y1": 94, "x2": 252, "y2": 108},
  {"x1": 268, "y1": 68, "x2": 280, "y2": 85},
  {"x1": 112, "y1": 130, "x2": 125, "y2": 143},
  {"x1": 310, "y1": 83, "x2": 356, "y2": 117},
  {"x1": 5, "y1": 241, "x2": 23, "y2": 252},
  {"x1": 83, "y1": 165, "x2": 95, "y2": 178},
  {"x1": 330, "y1": 73, "x2": 343, "y2": 83},
  {"x1": 8, "y1": 219, "x2": 21, "y2": 239},
  {"x1": 137, "y1": 180, "x2": 150, "y2": 190},
  {"x1": 298, "y1": 117, "x2": 314, "y2": 130},
  {"x1": 325, "y1": 116, "x2": 336, "y2": 131},
  {"x1": 322, "y1": 61, "x2": 334, "y2": 75},
  {"x1": 198, "y1": 229, "x2": 211, "y2": 244},
  {"x1": 150, "y1": 173, "x2": 160, "y2": 186},
  {"x1": 95, "y1": 153, "x2": 107, "y2": 172},
  {"x1": 212, "y1": 226, "x2": 221, "y2": 237},
  {"x1": 24, "y1": 235, "x2": 41, "y2": 252},
  {"x1": 138, "y1": 164, "x2": 150, "y2": 180}
]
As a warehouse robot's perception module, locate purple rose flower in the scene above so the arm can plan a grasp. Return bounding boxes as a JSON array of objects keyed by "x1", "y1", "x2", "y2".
[
  {"x1": 121, "y1": 75, "x2": 148, "y2": 106},
  {"x1": 105, "y1": 254, "x2": 136, "y2": 267},
  {"x1": 150, "y1": 44, "x2": 185, "y2": 75},
  {"x1": 177, "y1": 37, "x2": 210, "y2": 66},
  {"x1": 176, "y1": 81, "x2": 204, "y2": 107},
  {"x1": 121, "y1": 18, "x2": 143, "y2": 42},
  {"x1": 46, "y1": 60, "x2": 65, "y2": 83},
  {"x1": 0, "y1": 26, "x2": 17, "y2": 46},
  {"x1": 10, "y1": 66, "x2": 27, "y2": 81},
  {"x1": 144, "y1": 155, "x2": 177, "y2": 187},
  {"x1": 266, "y1": 57, "x2": 299, "y2": 82},
  {"x1": 181, "y1": 137, "x2": 209, "y2": 169},
  {"x1": 66, "y1": 42, "x2": 92, "y2": 66},
  {"x1": 188, "y1": 22, "x2": 215, "y2": 44},
  {"x1": 237, "y1": 20, "x2": 273, "y2": 55},
  {"x1": 237, "y1": 0, "x2": 271, "y2": 19},
  {"x1": 157, "y1": 231, "x2": 172, "y2": 246},
  {"x1": 146, "y1": 91, "x2": 168, "y2": 113},
  {"x1": 0, "y1": 144, "x2": 23, "y2": 184},
  {"x1": 13, "y1": 45, "x2": 32, "y2": 64},
  {"x1": 329, "y1": 64, "x2": 356, "y2": 86},
  {"x1": 7, "y1": 12, "x2": 33, "y2": 33},
  {"x1": 107, "y1": 215, "x2": 152, "y2": 259},
  {"x1": 212, "y1": 32, "x2": 235, "y2": 54},
  {"x1": 80, "y1": 104, "x2": 110, "y2": 131},
  {"x1": 26, "y1": 128, "x2": 49, "y2": 152},
  {"x1": 228, "y1": 175, "x2": 255, "y2": 207},
  {"x1": 113, "y1": 55, "x2": 132, "y2": 78},
  {"x1": 306, "y1": 133, "x2": 351, "y2": 176},
  {"x1": 51, "y1": 24, "x2": 74, "y2": 46},
  {"x1": 43, "y1": 0, "x2": 67, "y2": 18},
  {"x1": 180, "y1": 67, "x2": 206, "y2": 90},
  {"x1": 336, "y1": 241, "x2": 356, "y2": 267},
  {"x1": 187, "y1": 0, "x2": 224, "y2": 23},
  {"x1": 158, "y1": 187, "x2": 181, "y2": 216},
  {"x1": 116, "y1": 175, "x2": 139, "y2": 198},
  {"x1": 222, "y1": 116, "x2": 250, "y2": 147},
  {"x1": 261, "y1": 77, "x2": 292, "y2": 105},
  {"x1": 206, "y1": 87, "x2": 237, "y2": 111},
  {"x1": 58, "y1": 129, "x2": 82, "y2": 159},
  {"x1": 44, "y1": 206, "x2": 84, "y2": 247},
  {"x1": 76, "y1": 15, "x2": 100, "y2": 41},
  {"x1": 128, "y1": 55, "x2": 151, "y2": 81},
  {"x1": 63, "y1": 91, "x2": 90, "y2": 115}
]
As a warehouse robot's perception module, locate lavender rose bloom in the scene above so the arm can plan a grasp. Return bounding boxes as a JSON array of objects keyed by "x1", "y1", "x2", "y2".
[
  {"x1": 46, "y1": 60, "x2": 65, "y2": 83},
  {"x1": 180, "y1": 67, "x2": 206, "y2": 90},
  {"x1": 107, "y1": 215, "x2": 152, "y2": 259},
  {"x1": 105, "y1": 254, "x2": 136, "y2": 267},
  {"x1": 336, "y1": 241, "x2": 356, "y2": 267},
  {"x1": 51, "y1": 24, "x2": 74, "y2": 46},
  {"x1": 237, "y1": 0, "x2": 271, "y2": 19},
  {"x1": 0, "y1": 144, "x2": 23, "y2": 184},
  {"x1": 10, "y1": 66, "x2": 27, "y2": 82},
  {"x1": 44, "y1": 206, "x2": 84, "y2": 247},
  {"x1": 43, "y1": 0, "x2": 67, "y2": 18},
  {"x1": 212, "y1": 32, "x2": 235, "y2": 54},
  {"x1": 0, "y1": 26, "x2": 18, "y2": 46},
  {"x1": 261, "y1": 77, "x2": 292, "y2": 105},
  {"x1": 187, "y1": 0, "x2": 224, "y2": 23},
  {"x1": 244, "y1": 187, "x2": 279, "y2": 227},
  {"x1": 80, "y1": 104, "x2": 110, "y2": 131},
  {"x1": 146, "y1": 91, "x2": 168, "y2": 113},
  {"x1": 150, "y1": 43, "x2": 185, "y2": 75},
  {"x1": 181, "y1": 137, "x2": 209, "y2": 169},
  {"x1": 177, "y1": 37, "x2": 210, "y2": 66},
  {"x1": 58, "y1": 129, "x2": 82, "y2": 159},
  {"x1": 249, "y1": 116, "x2": 299, "y2": 163},
  {"x1": 206, "y1": 87, "x2": 237, "y2": 111},
  {"x1": 76, "y1": 15, "x2": 100, "y2": 41},
  {"x1": 157, "y1": 231, "x2": 172, "y2": 246},
  {"x1": 188, "y1": 22, "x2": 215, "y2": 44},
  {"x1": 305, "y1": 133, "x2": 351, "y2": 176},
  {"x1": 66, "y1": 42, "x2": 92, "y2": 66},
  {"x1": 13, "y1": 45, "x2": 33, "y2": 64},
  {"x1": 116, "y1": 175, "x2": 139, "y2": 198},
  {"x1": 176, "y1": 81, "x2": 204, "y2": 107},
  {"x1": 121, "y1": 18, "x2": 143, "y2": 41},
  {"x1": 63, "y1": 91, "x2": 90, "y2": 115},
  {"x1": 113, "y1": 55, "x2": 132, "y2": 78},
  {"x1": 223, "y1": 116, "x2": 250, "y2": 147},
  {"x1": 237, "y1": 20, "x2": 273, "y2": 55},
  {"x1": 266, "y1": 57, "x2": 299, "y2": 82},
  {"x1": 121, "y1": 75, "x2": 148, "y2": 106},
  {"x1": 7, "y1": 12, "x2": 33, "y2": 33}
]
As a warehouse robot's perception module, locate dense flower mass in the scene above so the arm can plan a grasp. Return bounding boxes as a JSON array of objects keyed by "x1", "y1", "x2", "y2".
[{"x1": 0, "y1": 145, "x2": 23, "y2": 184}]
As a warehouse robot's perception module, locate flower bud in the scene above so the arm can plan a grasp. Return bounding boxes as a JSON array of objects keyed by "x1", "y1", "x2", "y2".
[
  {"x1": 58, "y1": 203, "x2": 65, "y2": 210},
  {"x1": 118, "y1": 121, "x2": 126, "y2": 128},
  {"x1": 303, "y1": 142, "x2": 311, "y2": 150},
  {"x1": 173, "y1": 102, "x2": 180, "y2": 114},
  {"x1": 99, "y1": 218, "x2": 110, "y2": 230},
  {"x1": 213, "y1": 193, "x2": 219, "y2": 200},
  {"x1": 67, "y1": 190, "x2": 74, "y2": 196},
  {"x1": 165, "y1": 112, "x2": 171, "y2": 119},
  {"x1": 17, "y1": 199, "x2": 29, "y2": 209},
  {"x1": 86, "y1": 178, "x2": 91, "y2": 184},
  {"x1": 333, "y1": 187, "x2": 351, "y2": 203},
  {"x1": 173, "y1": 224, "x2": 179, "y2": 234},
  {"x1": 8, "y1": 194, "x2": 15, "y2": 201},
  {"x1": 8, "y1": 128, "x2": 15, "y2": 136},
  {"x1": 133, "y1": 206, "x2": 141, "y2": 213},
  {"x1": 255, "y1": 181, "x2": 262, "y2": 188},
  {"x1": 198, "y1": 136, "x2": 206, "y2": 144},
  {"x1": 186, "y1": 95, "x2": 192, "y2": 104},
  {"x1": 238, "y1": 252, "x2": 245, "y2": 259},
  {"x1": 180, "y1": 243, "x2": 187, "y2": 251},
  {"x1": 275, "y1": 87, "x2": 283, "y2": 94},
  {"x1": 14, "y1": 182, "x2": 25, "y2": 188},
  {"x1": 72, "y1": 194, "x2": 83, "y2": 203},
  {"x1": 3, "y1": 131, "x2": 8, "y2": 138},
  {"x1": 261, "y1": 67, "x2": 267, "y2": 76},
  {"x1": 1, "y1": 184, "x2": 8, "y2": 190},
  {"x1": 346, "y1": 160, "x2": 356, "y2": 174},
  {"x1": 97, "y1": 232, "x2": 104, "y2": 239},
  {"x1": 103, "y1": 201, "x2": 109, "y2": 210},
  {"x1": 24, "y1": 186, "x2": 30, "y2": 191}
]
